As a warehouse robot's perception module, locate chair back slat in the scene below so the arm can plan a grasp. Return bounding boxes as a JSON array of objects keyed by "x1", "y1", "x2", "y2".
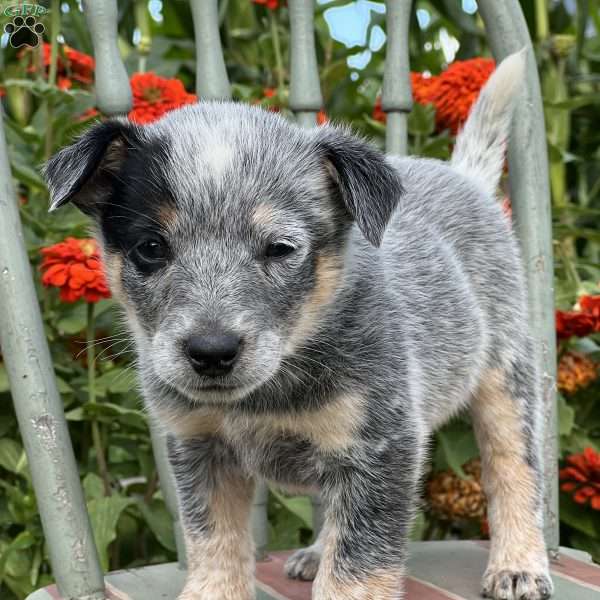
[
  {"x1": 0, "y1": 116, "x2": 105, "y2": 598},
  {"x1": 289, "y1": 0, "x2": 323, "y2": 127},
  {"x1": 478, "y1": 0, "x2": 558, "y2": 554},
  {"x1": 190, "y1": 0, "x2": 231, "y2": 99},
  {"x1": 83, "y1": 0, "x2": 132, "y2": 114},
  {"x1": 382, "y1": 0, "x2": 413, "y2": 156},
  {"x1": 288, "y1": 0, "x2": 327, "y2": 536}
]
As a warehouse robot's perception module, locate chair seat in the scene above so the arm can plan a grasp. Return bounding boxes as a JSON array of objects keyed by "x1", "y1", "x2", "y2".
[{"x1": 27, "y1": 541, "x2": 600, "y2": 600}]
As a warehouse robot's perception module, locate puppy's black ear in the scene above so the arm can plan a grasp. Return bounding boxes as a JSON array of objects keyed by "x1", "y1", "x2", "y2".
[
  {"x1": 43, "y1": 119, "x2": 138, "y2": 215},
  {"x1": 314, "y1": 126, "x2": 403, "y2": 247}
]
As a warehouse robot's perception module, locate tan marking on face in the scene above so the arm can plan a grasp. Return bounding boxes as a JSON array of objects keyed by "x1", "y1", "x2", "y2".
[
  {"x1": 286, "y1": 253, "x2": 344, "y2": 354},
  {"x1": 179, "y1": 472, "x2": 256, "y2": 600},
  {"x1": 102, "y1": 251, "x2": 124, "y2": 301},
  {"x1": 252, "y1": 203, "x2": 277, "y2": 227},
  {"x1": 223, "y1": 391, "x2": 365, "y2": 453},
  {"x1": 314, "y1": 523, "x2": 403, "y2": 599},
  {"x1": 471, "y1": 369, "x2": 548, "y2": 574},
  {"x1": 158, "y1": 204, "x2": 177, "y2": 229}
]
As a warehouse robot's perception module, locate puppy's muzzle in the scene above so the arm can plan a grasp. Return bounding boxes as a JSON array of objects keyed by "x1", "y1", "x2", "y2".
[{"x1": 184, "y1": 332, "x2": 242, "y2": 377}]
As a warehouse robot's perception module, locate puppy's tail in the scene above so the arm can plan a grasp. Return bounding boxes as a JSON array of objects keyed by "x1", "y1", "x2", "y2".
[{"x1": 451, "y1": 49, "x2": 526, "y2": 196}]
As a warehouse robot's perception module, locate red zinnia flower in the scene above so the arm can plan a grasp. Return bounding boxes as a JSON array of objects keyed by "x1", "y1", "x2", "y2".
[
  {"x1": 374, "y1": 58, "x2": 495, "y2": 135},
  {"x1": 64, "y1": 45, "x2": 95, "y2": 85},
  {"x1": 128, "y1": 72, "x2": 198, "y2": 124},
  {"x1": 32, "y1": 43, "x2": 95, "y2": 87},
  {"x1": 556, "y1": 310, "x2": 596, "y2": 340},
  {"x1": 560, "y1": 448, "x2": 600, "y2": 510},
  {"x1": 556, "y1": 294, "x2": 600, "y2": 339},
  {"x1": 252, "y1": 0, "x2": 282, "y2": 9},
  {"x1": 41, "y1": 238, "x2": 110, "y2": 303},
  {"x1": 580, "y1": 295, "x2": 600, "y2": 324}
]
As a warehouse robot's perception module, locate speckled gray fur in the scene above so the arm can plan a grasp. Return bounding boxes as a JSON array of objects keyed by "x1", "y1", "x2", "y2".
[{"x1": 44, "y1": 51, "x2": 552, "y2": 600}]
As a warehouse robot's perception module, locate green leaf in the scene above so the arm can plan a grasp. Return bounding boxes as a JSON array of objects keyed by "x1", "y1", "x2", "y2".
[
  {"x1": 0, "y1": 531, "x2": 35, "y2": 581},
  {"x1": 82, "y1": 473, "x2": 105, "y2": 501},
  {"x1": 558, "y1": 394, "x2": 576, "y2": 437},
  {"x1": 435, "y1": 421, "x2": 479, "y2": 479},
  {"x1": 269, "y1": 488, "x2": 313, "y2": 530},
  {"x1": 559, "y1": 494, "x2": 599, "y2": 538},
  {"x1": 56, "y1": 304, "x2": 88, "y2": 335},
  {"x1": 79, "y1": 401, "x2": 147, "y2": 431},
  {"x1": 0, "y1": 439, "x2": 27, "y2": 477},
  {"x1": 90, "y1": 368, "x2": 138, "y2": 396},
  {"x1": 9, "y1": 159, "x2": 46, "y2": 190},
  {"x1": 408, "y1": 103, "x2": 436, "y2": 137},
  {"x1": 87, "y1": 495, "x2": 134, "y2": 571},
  {"x1": 0, "y1": 364, "x2": 9, "y2": 393},
  {"x1": 136, "y1": 498, "x2": 176, "y2": 552}
]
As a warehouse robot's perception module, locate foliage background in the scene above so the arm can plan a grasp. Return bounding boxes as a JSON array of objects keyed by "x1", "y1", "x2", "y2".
[{"x1": 0, "y1": 0, "x2": 599, "y2": 597}]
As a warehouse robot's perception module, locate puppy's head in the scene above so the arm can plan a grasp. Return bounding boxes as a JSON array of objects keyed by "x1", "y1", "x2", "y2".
[{"x1": 44, "y1": 103, "x2": 401, "y2": 406}]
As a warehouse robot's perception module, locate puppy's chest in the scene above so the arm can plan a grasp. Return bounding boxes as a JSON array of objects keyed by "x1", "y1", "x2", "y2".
[{"x1": 170, "y1": 393, "x2": 366, "y2": 483}]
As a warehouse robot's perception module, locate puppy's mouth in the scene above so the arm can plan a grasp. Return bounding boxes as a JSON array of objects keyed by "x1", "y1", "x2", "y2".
[{"x1": 197, "y1": 383, "x2": 238, "y2": 392}]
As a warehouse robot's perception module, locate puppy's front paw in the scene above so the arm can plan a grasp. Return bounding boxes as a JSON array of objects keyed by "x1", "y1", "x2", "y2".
[
  {"x1": 177, "y1": 578, "x2": 255, "y2": 600},
  {"x1": 284, "y1": 546, "x2": 321, "y2": 581},
  {"x1": 482, "y1": 569, "x2": 554, "y2": 600}
]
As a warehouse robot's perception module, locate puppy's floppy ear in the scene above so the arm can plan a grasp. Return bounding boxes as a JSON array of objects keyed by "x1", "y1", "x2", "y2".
[
  {"x1": 313, "y1": 125, "x2": 403, "y2": 247},
  {"x1": 43, "y1": 119, "x2": 139, "y2": 215}
]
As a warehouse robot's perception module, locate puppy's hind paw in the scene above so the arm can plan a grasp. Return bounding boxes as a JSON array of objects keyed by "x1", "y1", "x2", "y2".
[
  {"x1": 284, "y1": 546, "x2": 321, "y2": 581},
  {"x1": 482, "y1": 569, "x2": 554, "y2": 600}
]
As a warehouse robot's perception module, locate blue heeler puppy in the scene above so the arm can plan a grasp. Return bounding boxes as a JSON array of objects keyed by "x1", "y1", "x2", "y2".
[{"x1": 44, "y1": 50, "x2": 554, "y2": 600}]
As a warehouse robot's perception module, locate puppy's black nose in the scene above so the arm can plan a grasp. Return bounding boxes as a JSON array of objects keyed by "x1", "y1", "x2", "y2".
[{"x1": 184, "y1": 333, "x2": 241, "y2": 376}]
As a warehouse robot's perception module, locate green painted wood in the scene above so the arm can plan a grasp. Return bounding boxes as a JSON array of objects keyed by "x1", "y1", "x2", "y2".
[
  {"x1": 83, "y1": 0, "x2": 132, "y2": 115},
  {"x1": 189, "y1": 0, "x2": 231, "y2": 99},
  {"x1": 477, "y1": 0, "x2": 559, "y2": 555},
  {"x1": 0, "y1": 109, "x2": 105, "y2": 599},
  {"x1": 289, "y1": 0, "x2": 323, "y2": 120},
  {"x1": 382, "y1": 0, "x2": 413, "y2": 156}
]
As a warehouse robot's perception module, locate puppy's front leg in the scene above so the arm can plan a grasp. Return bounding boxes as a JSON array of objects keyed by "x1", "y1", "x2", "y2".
[
  {"x1": 167, "y1": 435, "x2": 256, "y2": 600},
  {"x1": 314, "y1": 437, "x2": 421, "y2": 600}
]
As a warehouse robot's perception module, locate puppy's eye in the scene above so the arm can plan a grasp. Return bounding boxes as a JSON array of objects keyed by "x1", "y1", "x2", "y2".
[
  {"x1": 131, "y1": 238, "x2": 169, "y2": 272},
  {"x1": 264, "y1": 242, "x2": 295, "y2": 260}
]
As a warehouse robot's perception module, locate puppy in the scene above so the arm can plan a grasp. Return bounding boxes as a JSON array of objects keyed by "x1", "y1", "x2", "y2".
[{"x1": 44, "y1": 50, "x2": 553, "y2": 600}]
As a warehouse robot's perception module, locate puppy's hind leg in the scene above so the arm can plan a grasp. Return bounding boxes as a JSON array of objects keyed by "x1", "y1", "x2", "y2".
[
  {"x1": 471, "y1": 358, "x2": 553, "y2": 600},
  {"x1": 285, "y1": 521, "x2": 328, "y2": 581}
]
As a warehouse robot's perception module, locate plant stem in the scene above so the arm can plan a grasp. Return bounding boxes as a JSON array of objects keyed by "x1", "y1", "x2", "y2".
[
  {"x1": 87, "y1": 302, "x2": 111, "y2": 496},
  {"x1": 535, "y1": 0, "x2": 550, "y2": 42},
  {"x1": 44, "y1": 0, "x2": 60, "y2": 160},
  {"x1": 269, "y1": 11, "x2": 285, "y2": 95}
]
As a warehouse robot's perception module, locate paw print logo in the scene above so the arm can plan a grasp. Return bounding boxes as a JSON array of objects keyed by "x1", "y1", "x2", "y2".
[{"x1": 4, "y1": 16, "x2": 45, "y2": 48}]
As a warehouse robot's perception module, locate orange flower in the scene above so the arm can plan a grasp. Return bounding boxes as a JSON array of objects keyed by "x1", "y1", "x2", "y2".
[
  {"x1": 557, "y1": 351, "x2": 598, "y2": 394},
  {"x1": 128, "y1": 72, "x2": 198, "y2": 124},
  {"x1": 252, "y1": 0, "x2": 282, "y2": 9},
  {"x1": 41, "y1": 238, "x2": 110, "y2": 303},
  {"x1": 560, "y1": 448, "x2": 600, "y2": 510},
  {"x1": 374, "y1": 58, "x2": 495, "y2": 134}
]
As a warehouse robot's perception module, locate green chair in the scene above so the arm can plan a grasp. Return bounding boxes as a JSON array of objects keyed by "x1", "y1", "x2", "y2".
[{"x1": 1, "y1": 0, "x2": 598, "y2": 598}]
